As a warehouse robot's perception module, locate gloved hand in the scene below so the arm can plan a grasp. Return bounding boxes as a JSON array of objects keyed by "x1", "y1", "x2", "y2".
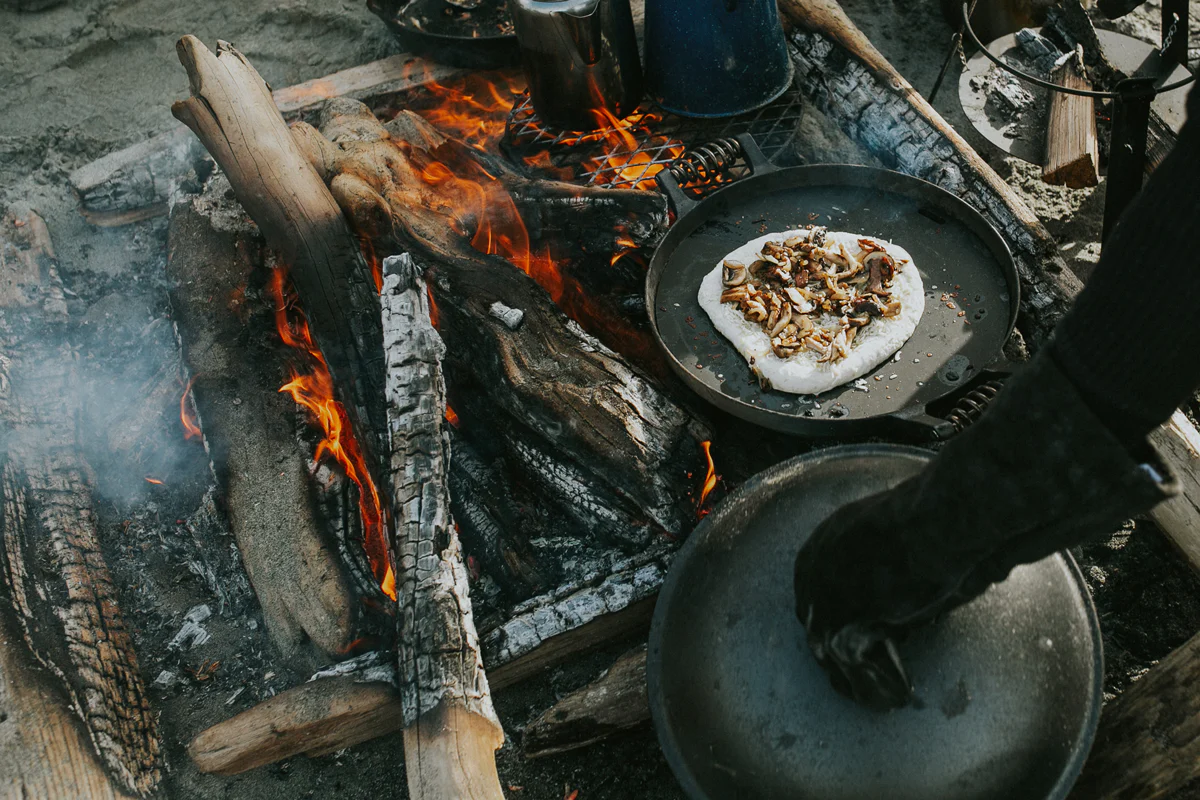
[{"x1": 794, "y1": 350, "x2": 1176, "y2": 711}]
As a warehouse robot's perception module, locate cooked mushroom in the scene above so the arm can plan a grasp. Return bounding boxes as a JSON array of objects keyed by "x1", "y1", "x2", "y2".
[
  {"x1": 769, "y1": 303, "x2": 793, "y2": 337},
  {"x1": 722, "y1": 261, "x2": 748, "y2": 286},
  {"x1": 852, "y1": 295, "x2": 886, "y2": 317},
  {"x1": 881, "y1": 300, "x2": 903, "y2": 318},
  {"x1": 864, "y1": 251, "x2": 895, "y2": 296}
]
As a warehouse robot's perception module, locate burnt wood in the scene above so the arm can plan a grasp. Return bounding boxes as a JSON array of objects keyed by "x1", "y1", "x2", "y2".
[
  {"x1": 0, "y1": 214, "x2": 160, "y2": 797},
  {"x1": 382, "y1": 253, "x2": 505, "y2": 799},
  {"x1": 167, "y1": 187, "x2": 356, "y2": 661},
  {"x1": 172, "y1": 37, "x2": 388, "y2": 513}
]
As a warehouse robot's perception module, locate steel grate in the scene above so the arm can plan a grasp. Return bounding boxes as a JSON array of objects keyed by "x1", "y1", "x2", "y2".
[{"x1": 502, "y1": 47, "x2": 806, "y2": 198}]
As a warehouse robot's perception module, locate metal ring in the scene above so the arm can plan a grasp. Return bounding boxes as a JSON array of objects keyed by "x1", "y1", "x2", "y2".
[{"x1": 960, "y1": 1, "x2": 1196, "y2": 99}]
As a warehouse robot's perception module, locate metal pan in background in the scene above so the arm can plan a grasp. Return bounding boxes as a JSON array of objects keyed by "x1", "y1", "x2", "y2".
[
  {"x1": 648, "y1": 444, "x2": 1103, "y2": 800},
  {"x1": 645, "y1": 134, "x2": 1020, "y2": 440},
  {"x1": 367, "y1": 0, "x2": 520, "y2": 69}
]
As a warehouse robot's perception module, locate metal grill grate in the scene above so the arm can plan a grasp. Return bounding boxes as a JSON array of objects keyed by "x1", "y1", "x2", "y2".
[{"x1": 502, "y1": 55, "x2": 806, "y2": 197}]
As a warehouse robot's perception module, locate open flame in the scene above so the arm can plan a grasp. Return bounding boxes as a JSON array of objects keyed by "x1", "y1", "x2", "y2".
[
  {"x1": 268, "y1": 266, "x2": 396, "y2": 600},
  {"x1": 697, "y1": 441, "x2": 719, "y2": 517},
  {"x1": 401, "y1": 66, "x2": 525, "y2": 151},
  {"x1": 180, "y1": 375, "x2": 202, "y2": 440}
]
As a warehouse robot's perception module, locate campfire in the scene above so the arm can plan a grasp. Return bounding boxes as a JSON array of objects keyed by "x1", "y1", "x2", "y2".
[{"x1": 4, "y1": 1, "x2": 1200, "y2": 798}]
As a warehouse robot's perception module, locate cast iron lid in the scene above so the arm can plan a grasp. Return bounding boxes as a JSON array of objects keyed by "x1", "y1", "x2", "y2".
[{"x1": 648, "y1": 444, "x2": 1103, "y2": 800}]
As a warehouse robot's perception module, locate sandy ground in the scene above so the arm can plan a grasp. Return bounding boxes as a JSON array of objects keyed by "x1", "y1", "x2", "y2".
[{"x1": 2, "y1": 0, "x2": 1200, "y2": 798}]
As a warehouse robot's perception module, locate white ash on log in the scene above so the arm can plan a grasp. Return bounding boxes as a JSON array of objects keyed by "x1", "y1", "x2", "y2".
[
  {"x1": 523, "y1": 644, "x2": 649, "y2": 759},
  {"x1": 166, "y1": 184, "x2": 357, "y2": 662},
  {"x1": 172, "y1": 37, "x2": 387, "y2": 496},
  {"x1": 382, "y1": 253, "x2": 504, "y2": 799},
  {"x1": 778, "y1": 0, "x2": 1200, "y2": 574},
  {"x1": 0, "y1": 213, "x2": 160, "y2": 796}
]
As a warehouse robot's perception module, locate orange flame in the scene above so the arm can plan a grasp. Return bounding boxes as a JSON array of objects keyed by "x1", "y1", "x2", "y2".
[
  {"x1": 697, "y1": 441, "x2": 719, "y2": 517},
  {"x1": 400, "y1": 65, "x2": 525, "y2": 151},
  {"x1": 180, "y1": 375, "x2": 202, "y2": 441},
  {"x1": 268, "y1": 266, "x2": 396, "y2": 600},
  {"x1": 445, "y1": 405, "x2": 460, "y2": 428}
]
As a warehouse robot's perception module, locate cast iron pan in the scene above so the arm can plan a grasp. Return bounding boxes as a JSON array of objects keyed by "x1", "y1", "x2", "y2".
[
  {"x1": 648, "y1": 444, "x2": 1103, "y2": 800},
  {"x1": 646, "y1": 134, "x2": 1020, "y2": 439},
  {"x1": 367, "y1": 0, "x2": 519, "y2": 69}
]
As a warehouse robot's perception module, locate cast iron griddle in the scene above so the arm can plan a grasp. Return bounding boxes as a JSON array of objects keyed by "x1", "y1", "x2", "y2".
[
  {"x1": 648, "y1": 445, "x2": 1102, "y2": 800},
  {"x1": 647, "y1": 142, "x2": 1019, "y2": 438}
]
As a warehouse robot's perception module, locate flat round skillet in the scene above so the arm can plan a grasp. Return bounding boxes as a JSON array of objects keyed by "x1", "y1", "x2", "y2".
[{"x1": 646, "y1": 135, "x2": 1019, "y2": 439}]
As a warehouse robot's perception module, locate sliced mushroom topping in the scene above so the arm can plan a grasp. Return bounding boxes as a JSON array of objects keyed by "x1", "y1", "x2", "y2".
[
  {"x1": 769, "y1": 304, "x2": 793, "y2": 337},
  {"x1": 881, "y1": 300, "x2": 903, "y2": 318},
  {"x1": 722, "y1": 261, "x2": 748, "y2": 286}
]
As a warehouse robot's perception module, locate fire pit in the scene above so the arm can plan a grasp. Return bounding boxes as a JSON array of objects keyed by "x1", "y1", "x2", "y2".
[{"x1": 4, "y1": 1, "x2": 1200, "y2": 798}]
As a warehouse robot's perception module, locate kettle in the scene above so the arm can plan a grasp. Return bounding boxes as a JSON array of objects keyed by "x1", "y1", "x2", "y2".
[
  {"x1": 511, "y1": 0, "x2": 643, "y2": 131},
  {"x1": 644, "y1": 0, "x2": 794, "y2": 117}
]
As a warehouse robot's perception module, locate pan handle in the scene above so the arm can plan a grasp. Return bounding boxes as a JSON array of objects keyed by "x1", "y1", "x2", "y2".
[
  {"x1": 894, "y1": 369, "x2": 1011, "y2": 441},
  {"x1": 655, "y1": 133, "x2": 778, "y2": 216}
]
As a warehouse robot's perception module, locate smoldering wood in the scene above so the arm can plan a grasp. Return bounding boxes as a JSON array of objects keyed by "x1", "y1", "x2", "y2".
[
  {"x1": 381, "y1": 253, "x2": 504, "y2": 799},
  {"x1": 778, "y1": 0, "x2": 1200, "y2": 575},
  {"x1": 172, "y1": 37, "x2": 388, "y2": 493},
  {"x1": 1043, "y1": 47, "x2": 1099, "y2": 188},
  {"x1": 167, "y1": 187, "x2": 356, "y2": 661},
  {"x1": 300, "y1": 98, "x2": 704, "y2": 537},
  {"x1": 1069, "y1": 628, "x2": 1200, "y2": 800},
  {"x1": 70, "y1": 52, "x2": 464, "y2": 225},
  {"x1": 523, "y1": 644, "x2": 649, "y2": 759},
  {"x1": 0, "y1": 213, "x2": 160, "y2": 796}
]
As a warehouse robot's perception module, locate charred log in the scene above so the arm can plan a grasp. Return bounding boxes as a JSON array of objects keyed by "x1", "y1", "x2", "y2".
[
  {"x1": 382, "y1": 253, "x2": 504, "y2": 799},
  {"x1": 0, "y1": 214, "x2": 160, "y2": 796},
  {"x1": 167, "y1": 186, "x2": 356, "y2": 661}
]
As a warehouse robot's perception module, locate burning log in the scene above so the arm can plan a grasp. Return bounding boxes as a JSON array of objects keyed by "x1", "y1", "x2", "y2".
[
  {"x1": 0, "y1": 213, "x2": 160, "y2": 796},
  {"x1": 523, "y1": 644, "x2": 650, "y2": 759},
  {"x1": 166, "y1": 186, "x2": 356, "y2": 661},
  {"x1": 778, "y1": 0, "x2": 1200, "y2": 575},
  {"x1": 381, "y1": 254, "x2": 504, "y2": 799},
  {"x1": 172, "y1": 37, "x2": 387, "y2": 500},
  {"x1": 295, "y1": 98, "x2": 703, "y2": 537}
]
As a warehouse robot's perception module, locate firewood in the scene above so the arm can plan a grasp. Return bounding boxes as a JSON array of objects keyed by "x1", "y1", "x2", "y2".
[
  {"x1": 1043, "y1": 47, "x2": 1099, "y2": 188},
  {"x1": 777, "y1": 0, "x2": 1200, "y2": 576},
  {"x1": 0, "y1": 213, "x2": 160, "y2": 796},
  {"x1": 295, "y1": 98, "x2": 702, "y2": 537},
  {"x1": 167, "y1": 188, "x2": 356, "y2": 661},
  {"x1": 523, "y1": 644, "x2": 650, "y2": 759},
  {"x1": 172, "y1": 39, "x2": 388, "y2": 523},
  {"x1": 1069, "y1": 628, "x2": 1200, "y2": 799},
  {"x1": 70, "y1": 52, "x2": 464, "y2": 226},
  {"x1": 381, "y1": 253, "x2": 504, "y2": 799}
]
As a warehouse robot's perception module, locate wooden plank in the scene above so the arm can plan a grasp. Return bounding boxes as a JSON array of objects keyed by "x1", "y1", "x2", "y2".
[{"x1": 1043, "y1": 48, "x2": 1099, "y2": 188}]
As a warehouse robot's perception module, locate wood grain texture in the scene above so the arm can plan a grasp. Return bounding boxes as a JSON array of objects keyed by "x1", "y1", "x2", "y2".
[
  {"x1": 523, "y1": 644, "x2": 649, "y2": 758},
  {"x1": 1043, "y1": 48, "x2": 1099, "y2": 188},
  {"x1": 0, "y1": 214, "x2": 159, "y2": 796}
]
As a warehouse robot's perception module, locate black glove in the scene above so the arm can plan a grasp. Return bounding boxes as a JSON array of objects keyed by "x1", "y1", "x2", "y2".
[{"x1": 794, "y1": 350, "x2": 1176, "y2": 711}]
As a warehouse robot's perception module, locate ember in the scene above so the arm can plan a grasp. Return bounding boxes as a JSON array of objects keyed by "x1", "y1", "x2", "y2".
[
  {"x1": 697, "y1": 440, "x2": 719, "y2": 517},
  {"x1": 180, "y1": 375, "x2": 202, "y2": 440},
  {"x1": 267, "y1": 265, "x2": 395, "y2": 600}
]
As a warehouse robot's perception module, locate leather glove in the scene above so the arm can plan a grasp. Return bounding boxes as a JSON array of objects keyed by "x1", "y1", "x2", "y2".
[{"x1": 794, "y1": 350, "x2": 1177, "y2": 711}]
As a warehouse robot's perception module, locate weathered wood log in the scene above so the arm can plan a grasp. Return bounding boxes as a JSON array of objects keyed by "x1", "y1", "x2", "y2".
[
  {"x1": 381, "y1": 253, "x2": 504, "y2": 799},
  {"x1": 523, "y1": 644, "x2": 649, "y2": 759},
  {"x1": 172, "y1": 38, "x2": 388, "y2": 527},
  {"x1": 167, "y1": 185, "x2": 355, "y2": 661},
  {"x1": 0, "y1": 213, "x2": 160, "y2": 796},
  {"x1": 778, "y1": 0, "x2": 1200, "y2": 575},
  {"x1": 296, "y1": 99, "x2": 701, "y2": 537},
  {"x1": 1043, "y1": 46, "x2": 1099, "y2": 188},
  {"x1": 1070, "y1": 628, "x2": 1200, "y2": 799},
  {"x1": 70, "y1": 52, "x2": 464, "y2": 225}
]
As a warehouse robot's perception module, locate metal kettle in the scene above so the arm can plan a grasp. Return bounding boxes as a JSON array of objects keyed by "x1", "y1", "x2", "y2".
[
  {"x1": 644, "y1": 0, "x2": 794, "y2": 117},
  {"x1": 511, "y1": 0, "x2": 643, "y2": 131}
]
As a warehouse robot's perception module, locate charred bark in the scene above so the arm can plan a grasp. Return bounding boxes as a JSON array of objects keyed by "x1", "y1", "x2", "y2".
[
  {"x1": 167, "y1": 185, "x2": 356, "y2": 662},
  {"x1": 382, "y1": 253, "x2": 504, "y2": 799},
  {"x1": 0, "y1": 214, "x2": 160, "y2": 796}
]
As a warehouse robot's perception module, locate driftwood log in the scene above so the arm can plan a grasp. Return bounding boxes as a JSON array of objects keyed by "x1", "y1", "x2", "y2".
[
  {"x1": 167, "y1": 186, "x2": 356, "y2": 661},
  {"x1": 172, "y1": 38, "x2": 388, "y2": 510},
  {"x1": 1043, "y1": 46, "x2": 1099, "y2": 188},
  {"x1": 1070, "y1": 628, "x2": 1200, "y2": 799},
  {"x1": 523, "y1": 644, "x2": 649, "y2": 759},
  {"x1": 70, "y1": 52, "x2": 464, "y2": 226},
  {"x1": 382, "y1": 253, "x2": 504, "y2": 799},
  {"x1": 0, "y1": 214, "x2": 160, "y2": 797}
]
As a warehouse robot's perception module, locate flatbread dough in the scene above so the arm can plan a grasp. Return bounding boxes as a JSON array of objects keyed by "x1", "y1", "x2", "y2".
[{"x1": 698, "y1": 230, "x2": 924, "y2": 395}]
